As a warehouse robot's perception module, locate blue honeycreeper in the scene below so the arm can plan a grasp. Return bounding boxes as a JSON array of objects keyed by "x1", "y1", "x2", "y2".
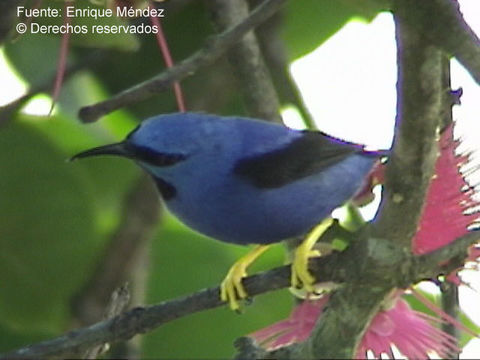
[{"x1": 72, "y1": 112, "x2": 380, "y2": 309}]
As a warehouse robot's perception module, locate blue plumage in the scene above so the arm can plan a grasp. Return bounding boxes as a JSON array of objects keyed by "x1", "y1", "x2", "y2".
[{"x1": 72, "y1": 112, "x2": 378, "y2": 245}]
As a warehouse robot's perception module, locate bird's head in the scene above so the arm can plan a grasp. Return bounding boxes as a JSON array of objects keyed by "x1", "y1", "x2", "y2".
[{"x1": 71, "y1": 113, "x2": 221, "y2": 176}]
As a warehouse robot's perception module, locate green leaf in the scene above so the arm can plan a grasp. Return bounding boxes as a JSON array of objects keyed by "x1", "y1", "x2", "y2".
[
  {"x1": 4, "y1": 33, "x2": 61, "y2": 87},
  {"x1": 0, "y1": 122, "x2": 103, "y2": 333},
  {"x1": 20, "y1": 114, "x2": 139, "y2": 236},
  {"x1": 458, "y1": 311, "x2": 480, "y2": 348},
  {"x1": 283, "y1": 0, "x2": 388, "y2": 60},
  {"x1": 404, "y1": 290, "x2": 440, "y2": 318}
]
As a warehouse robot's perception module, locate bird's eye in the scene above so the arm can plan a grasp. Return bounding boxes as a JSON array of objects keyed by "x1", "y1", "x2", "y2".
[
  {"x1": 129, "y1": 145, "x2": 187, "y2": 167},
  {"x1": 153, "y1": 153, "x2": 187, "y2": 166}
]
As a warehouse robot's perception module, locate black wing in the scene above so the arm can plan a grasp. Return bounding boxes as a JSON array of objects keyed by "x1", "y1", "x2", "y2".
[{"x1": 234, "y1": 130, "x2": 369, "y2": 189}]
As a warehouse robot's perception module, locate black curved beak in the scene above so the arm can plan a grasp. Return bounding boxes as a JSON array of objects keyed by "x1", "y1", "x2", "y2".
[{"x1": 70, "y1": 142, "x2": 132, "y2": 162}]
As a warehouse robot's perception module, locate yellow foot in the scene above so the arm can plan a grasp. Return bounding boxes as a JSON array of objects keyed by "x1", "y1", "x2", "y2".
[
  {"x1": 291, "y1": 218, "x2": 333, "y2": 292},
  {"x1": 220, "y1": 245, "x2": 270, "y2": 311}
]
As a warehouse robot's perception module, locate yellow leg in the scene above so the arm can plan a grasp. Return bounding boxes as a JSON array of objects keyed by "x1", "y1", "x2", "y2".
[
  {"x1": 291, "y1": 217, "x2": 333, "y2": 292},
  {"x1": 220, "y1": 245, "x2": 270, "y2": 311}
]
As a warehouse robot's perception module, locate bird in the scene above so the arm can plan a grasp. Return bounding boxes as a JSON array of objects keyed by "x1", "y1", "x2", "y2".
[{"x1": 71, "y1": 112, "x2": 380, "y2": 310}]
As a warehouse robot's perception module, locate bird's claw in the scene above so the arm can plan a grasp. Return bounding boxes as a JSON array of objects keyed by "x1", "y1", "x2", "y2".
[
  {"x1": 220, "y1": 245, "x2": 270, "y2": 311},
  {"x1": 220, "y1": 262, "x2": 248, "y2": 311},
  {"x1": 290, "y1": 218, "x2": 333, "y2": 293},
  {"x1": 291, "y1": 246, "x2": 321, "y2": 292}
]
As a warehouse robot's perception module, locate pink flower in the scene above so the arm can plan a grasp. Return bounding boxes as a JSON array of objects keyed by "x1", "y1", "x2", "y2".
[
  {"x1": 357, "y1": 295, "x2": 459, "y2": 359},
  {"x1": 412, "y1": 123, "x2": 480, "y2": 255},
  {"x1": 351, "y1": 123, "x2": 479, "y2": 254},
  {"x1": 250, "y1": 294, "x2": 460, "y2": 359},
  {"x1": 249, "y1": 123, "x2": 480, "y2": 358},
  {"x1": 249, "y1": 296, "x2": 329, "y2": 350}
]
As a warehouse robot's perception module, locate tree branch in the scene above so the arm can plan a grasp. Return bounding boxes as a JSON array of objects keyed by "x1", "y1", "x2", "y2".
[
  {"x1": 206, "y1": 0, "x2": 281, "y2": 122},
  {"x1": 374, "y1": 0, "x2": 443, "y2": 248},
  {"x1": 405, "y1": 0, "x2": 480, "y2": 85},
  {"x1": 82, "y1": 284, "x2": 131, "y2": 359},
  {"x1": 2, "y1": 229, "x2": 478, "y2": 360},
  {"x1": 290, "y1": 1, "x2": 448, "y2": 357},
  {"x1": 78, "y1": 0, "x2": 287, "y2": 123}
]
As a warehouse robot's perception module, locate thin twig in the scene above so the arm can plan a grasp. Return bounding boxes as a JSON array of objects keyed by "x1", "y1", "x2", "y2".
[
  {"x1": 49, "y1": 0, "x2": 73, "y2": 115},
  {"x1": 78, "y1": 0, "x2": 287, "y2": 123},
  {"x1": 441, "y1": 283, "x2": 460, "y2": 359},
  {"x1": 83, "y1": 284, "x2": 131, "y2": 359},
  {"x1": 149, "y1": 0, "x2": 186, "y2": 112},
  {"x1": 2, "y1": 230, "x2": 478, "y2": 360},
  {"x1": 438, "y1": 52, "x2": 461, "y2": 360}
]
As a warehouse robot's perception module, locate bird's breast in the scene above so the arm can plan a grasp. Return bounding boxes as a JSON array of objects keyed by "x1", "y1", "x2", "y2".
[{"x1": 158, "y1": 154, "x2": 375, "y2": 245}]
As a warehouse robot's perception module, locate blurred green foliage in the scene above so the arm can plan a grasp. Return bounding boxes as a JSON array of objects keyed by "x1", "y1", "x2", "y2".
[
  {"x1": 144, "y1": 215, "x2": 291, "y2": 358},
  {"x1": 8, "y1": 0, "x2": 477, "y2": 359},
  {"x1": 0, "y1": 121, "x2": 99, "y2": 332},
  {"x1": 283, "y1": 0, "x2": 388, "y2": 60}
]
